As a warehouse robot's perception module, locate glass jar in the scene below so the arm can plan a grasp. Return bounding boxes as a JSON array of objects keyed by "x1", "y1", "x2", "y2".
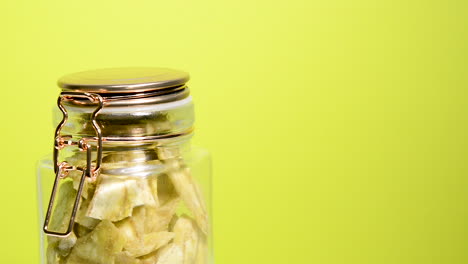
[{"x1": 37, "y1": 67, "x2": 213, "y2": 264}]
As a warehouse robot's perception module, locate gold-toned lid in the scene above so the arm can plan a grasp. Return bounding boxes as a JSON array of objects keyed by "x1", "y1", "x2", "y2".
[{"x1": 58, "y1": 67, "x2": 190, "y2": 94}]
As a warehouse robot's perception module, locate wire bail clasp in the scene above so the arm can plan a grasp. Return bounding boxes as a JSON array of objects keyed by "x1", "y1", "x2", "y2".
[{"x1": 43, "y1": 92, "x2": 104, "y2": 237}]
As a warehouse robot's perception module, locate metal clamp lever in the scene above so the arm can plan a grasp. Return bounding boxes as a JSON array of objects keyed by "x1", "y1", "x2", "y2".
[{"x1": 43, "y1": 92, "x2": 104, "y2": 237}]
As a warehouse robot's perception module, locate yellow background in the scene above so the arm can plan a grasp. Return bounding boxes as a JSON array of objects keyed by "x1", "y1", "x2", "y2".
[{"x1": 1, "y1": 0, "x2": 467, "y2": 263}]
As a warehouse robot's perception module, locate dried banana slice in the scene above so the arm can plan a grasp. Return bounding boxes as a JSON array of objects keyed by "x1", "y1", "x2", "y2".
[
  {"x1": 154, "y1": 243, "x2": 184, "y2": 264},
  {"x1": 56, "y1": 232, "x2": 77, "y2": 257},
  {"x1": 66, "y1": 220, "x2": 125, "y2": 264},
  {"x1": 124, "y1": 231, "x2": 175, "y2": 257},
  {"x1": 138, "y1": 251, "x2": 158, "y2": 264},
  {"x1": 144, "y1": 198, "x2": 180, "y2": 233},
  {"x1": 165, "y1": 162, "x2": 208, "y2": 234},
  {"x1": 115, "y1": 252, "x2": 141, "y2": 264},
  {"x1": 116, "y1": 200, "x2": 178, "y2": 250},
  {"x1": 168, "y1": 214, "x2": 179, "y2": 231},
  {"x1": 46, "y1": 242, "x2": 64, "y2": 264},
  {"x1": 73, "y1": 224, "x2": 92, "y2": 238},
  {"x1": 147, "y1": 175, "x2": 160, "y2": 207},
  {"x1": 195, "y1": 229, "x2": 208, "y2": 264},
  {"x1": 47, "y1": 235, "x2": 75, "y2": 259},
  {"x1": 157, "y1": 173, "x2": 178, "y2": 206},
  {"x1": 75, "y1": 195, "x2": 100, "y2": 229},
  {"x1": 116, "y1": 206, "x2": 147, "y2": 244},
  {"x1": 87, "y1": 175, "x2": 157, "y2": 221},
  {"x1": 173, "y1": 216, "x2": 199, "y2": 264}
]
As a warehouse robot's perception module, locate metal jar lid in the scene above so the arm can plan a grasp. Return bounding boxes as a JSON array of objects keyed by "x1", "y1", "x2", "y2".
[
  {"x1": 58, "y1": 67, "x2": 190, "y2": 94},
  {"x1": 58, "y1": 67, "x2": 191, "y2": 105}
]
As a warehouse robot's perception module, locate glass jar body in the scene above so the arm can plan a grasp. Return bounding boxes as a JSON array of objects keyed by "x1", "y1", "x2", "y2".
[{"x1": 37, "y1": 140, "x2": 213, "y2": 264}]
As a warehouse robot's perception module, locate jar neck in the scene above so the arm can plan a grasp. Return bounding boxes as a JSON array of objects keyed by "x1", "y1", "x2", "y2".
[
  {"x1": 60, "y1": 135, "x2": 192, "y2": 168},
  {"x1": 53, "y1": 95, "x2": 195, "y2": 142}
]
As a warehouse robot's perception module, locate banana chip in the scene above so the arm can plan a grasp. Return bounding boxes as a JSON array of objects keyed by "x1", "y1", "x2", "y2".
[
  {"x1": 56, "y1": 232, "x2": 77, "y2": 257},
  {"x1": 168, "y1": 214, "x2": 179, "y2": 231},
  {"x1": 173, "y1": 216, "x2": 199, "y2": 264},
  {"x1": 87, "y1": 175, "x2": 157, "y2": 221},
  {"x1": 165, "y1": 163, "x2": 208, "y2": 234},
  {"x1": 67, "y1": 220, "x2": 125, "y2": 264},
  {"x1": 147, "y1": 175, "x2": 160, "y2": 208},
  {"x1": 195, "y1": 229, "x2": 208, "y2": 264},
  {"x1": 117, "y1": 198, "x2": 179, "y2": 241},
  {"x1": 154, "y1": 243, "x2": 184, "y2": 264},
  {"x1": 138, "y1": 251, "x2": 158, "y2": 264},
  {"x1": 115, "y1": 252, "x2": 141, "y2": 264},
  {"x1": 144, "y1": 198, "x2": 180, "y2": 233},
  {"x1": 157, "y1": 173, "x2": 178, "y2": 205},
  {"x1": 46, "y1": 242, "x2": 64, "y2": 264},
  {"x1": 47, "y1": 231, "x2": 77, "y2": 258},
  {"x1": 116, "y1": 206, "x2": 146, "y2": 244},
  {"x1": 124, "y1": 231, "x2": 175, "y2": 257},
  {"x1": 73, "y1": 224, "x2": 92, "y2": 238},
  {"x1": 75, "y1": 195, "x2": 100, "y2": 229}
]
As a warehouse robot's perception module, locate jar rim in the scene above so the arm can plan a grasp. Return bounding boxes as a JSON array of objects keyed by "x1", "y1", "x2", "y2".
[{"x1": 58, "y1": 67, "x2": 190, "y2": 94}]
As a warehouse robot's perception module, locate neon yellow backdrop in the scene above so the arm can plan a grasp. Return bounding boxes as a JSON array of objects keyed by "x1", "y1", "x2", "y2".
[{"x1": 1, "y1": 0, "x2": 467, "y2": 263}]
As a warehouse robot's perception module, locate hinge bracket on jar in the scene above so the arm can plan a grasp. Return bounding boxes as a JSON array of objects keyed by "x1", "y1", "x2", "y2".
[{"x1": 43, "y1": 92, "x2": 104, "y2": 237}]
